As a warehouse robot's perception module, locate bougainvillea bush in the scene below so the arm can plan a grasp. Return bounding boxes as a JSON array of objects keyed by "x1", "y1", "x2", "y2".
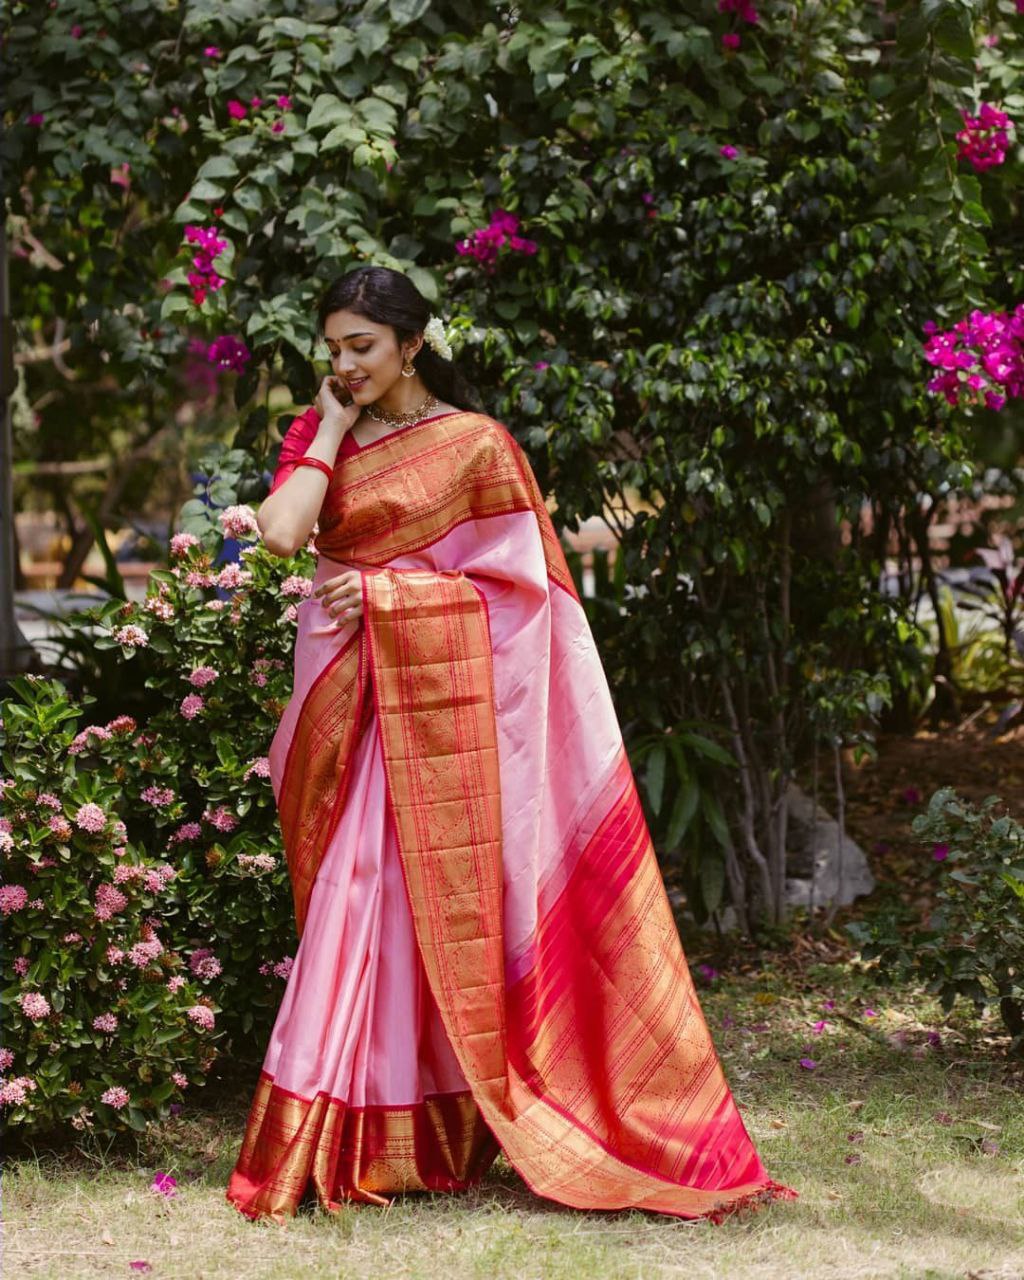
[
  {"x1": 848, "y1": 786, "x2": 1024, "y2": 1055},
  {"x1": 0, "y1": 677, "x2": 220, "y2": 1138},
  {"x1": 1, "y1": 512, "x2": 314, "y2": 1136}
]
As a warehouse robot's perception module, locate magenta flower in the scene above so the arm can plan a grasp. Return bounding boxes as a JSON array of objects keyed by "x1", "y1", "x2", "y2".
[
  {"x1": 276, "y1": 94, "x2": 293, "y2": 110},
  {"x1": 150, "y1": 1171, "x2": 178, "y2": 1198},
  {"x1": 250, "y1": 96, "x2": 263, "y2": 108},
  {"x1": 26, "y1": 112, "x2": 44, "y2": 126},
  {"x1": 932, "y1": 842, "x2": 950, "y2": 862},
  {"x1": 206, "y1": 334, "x2": 251, "y2": 373},
  {"x1": 227, "y1": 99, "x2": 248, "y2": 120},
  {"x1": 956, "y1": 102, "x2": 1012, "y2": 172},
  {"x1": 92, "y1": 1012, "x2": 119, "y2": 1033},
  {"x1": 203, "y1": 45, "x2": 222, "y2": 59},
  {"x1": 719, "y1": 144, "x2": 739, "y2": 159},
  {"x1": 71, "y1": 24, "x2": 83, "y2": 38},
  {"x1": 534, "y1": 360, "x2": 550, "y2": 371},
  {"x1": 114, "y1": 624, "x2": 149, "y2": 648},
  {"x1": 862, "y1": 1007, "x2": 879, "y2": 1019},
  {"x1": 718, "y1": 0, "x2": 760, "y2": 21},
  {"x1": 923, "y1": 305, "x2": 1024, "y2": 411},
  {"x1": 129, "y1": 1264, "x2": 152, "y2": 1274},
  {"x1": 188, "y1": 666, "x2": 219, "y2": 688},
  {"x1": 141, "y1": 785, "x2": 175, "y2": 807},
  {"x1": 812, "y1": 1019, "x2": 828, "y2": 1034},
  {"x1": 722, "y1": 33, "x2": 741, "y2": 49},
  {"x1": 798, "y1": 1057, "x2": 817, "y2": 1070},
  {"x1": 101, "y1": 1086, "x2": 130, "y2": 1110},
  {"x1": 900, "y1": 785, "x2": 922, "y2": 805},
  {"x1": 272, "y1": 120, "x2": 285, "y2": 134},
  {"x1": 454, "y1": 208, "x2": 538, "y2": 272},
  {"x1": 169, "y1": 531, "x2": 200, "y2": 558}
]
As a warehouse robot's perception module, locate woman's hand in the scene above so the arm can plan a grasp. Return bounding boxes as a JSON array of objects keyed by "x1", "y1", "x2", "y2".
[
  {"x1": 313, "y1": 569, "x2": 364, "y2": 626},
  {"x1": 314, "y1": 375, "x2": 360, "y2": 435}
]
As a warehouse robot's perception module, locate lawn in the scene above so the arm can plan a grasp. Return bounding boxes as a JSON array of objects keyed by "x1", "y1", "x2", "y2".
[{"x1": 7, "y1": 945, "x2": 1023, "y2": 1280}]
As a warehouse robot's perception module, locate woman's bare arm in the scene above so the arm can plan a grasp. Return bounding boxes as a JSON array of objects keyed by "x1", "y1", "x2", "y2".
[
  {"x1": 257, "y1": 379, "x2": 359, "y2": 557},
  {"x1": 256, "y1": 419, "x2": 345, "y2": 557}
]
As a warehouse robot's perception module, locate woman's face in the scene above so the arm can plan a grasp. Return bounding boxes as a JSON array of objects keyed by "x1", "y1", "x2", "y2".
[{"x1": 322, "y1": 310, "x2": 421, "y2": 402}]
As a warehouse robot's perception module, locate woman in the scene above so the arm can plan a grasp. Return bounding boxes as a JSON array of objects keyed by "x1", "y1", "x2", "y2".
[{"x1": 225, "y1": 266, "x2": 796, "y2": 1224}]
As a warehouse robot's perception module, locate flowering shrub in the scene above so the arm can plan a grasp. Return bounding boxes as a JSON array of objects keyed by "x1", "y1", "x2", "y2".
[
  {"x1": 0, "y1": 678, "x2": 220, "y2": 1137},
  {"x1": 455, "y1": 208, "x2": 538, "y2": 273},
  {"x1": 2, "y1": 512, "x2": 316, "y2": 1135},
  {"x1": 183, "y1": 224, "x2": 230, "y2": 308},
  {"x1": 848, "y1": 787, "x2": 1024, "y2": 1055},
  {"x1": 922, "y1": 304, "x2": 1024, "y2": 411},
  {"x1": 955, "y1": 102, "x2": 1013, "y2": 172}
]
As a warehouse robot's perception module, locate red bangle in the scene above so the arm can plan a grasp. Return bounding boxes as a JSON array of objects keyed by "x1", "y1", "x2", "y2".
[{"x1": 293, "y1": 456, "x2": 334, "y2": 481}]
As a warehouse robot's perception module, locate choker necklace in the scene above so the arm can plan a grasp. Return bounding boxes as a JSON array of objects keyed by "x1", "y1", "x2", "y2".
[{"x1": 364, "y1": 390, "x2": 440, "y2": 428}]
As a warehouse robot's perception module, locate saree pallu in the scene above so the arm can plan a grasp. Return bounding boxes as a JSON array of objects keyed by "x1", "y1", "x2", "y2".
[{"x1": 226, "y1": 411, "x2": 797, "y2": 1223}]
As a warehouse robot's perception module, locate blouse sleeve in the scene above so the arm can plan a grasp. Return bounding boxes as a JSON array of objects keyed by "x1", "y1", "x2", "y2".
[{"x1": 270, "y1": 406, "x2": 321, "y2": 494}]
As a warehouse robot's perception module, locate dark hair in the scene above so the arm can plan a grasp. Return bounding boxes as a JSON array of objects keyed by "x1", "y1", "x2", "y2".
[{"x1": 315, "y1": 266, "x2": 485, "y2": 414}]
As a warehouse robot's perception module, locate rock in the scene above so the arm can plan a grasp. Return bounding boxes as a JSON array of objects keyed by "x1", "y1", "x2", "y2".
[{"x1": 784, "y1": 781, "x2": 875, "y2": 908}]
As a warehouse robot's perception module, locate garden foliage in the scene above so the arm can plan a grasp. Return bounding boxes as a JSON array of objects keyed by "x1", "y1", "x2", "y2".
[{"x1": 4, "y1": 2, "x2": 1023, "y2": 932}]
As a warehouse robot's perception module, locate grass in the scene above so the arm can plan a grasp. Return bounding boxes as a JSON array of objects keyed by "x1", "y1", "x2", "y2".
[{"x1": 7, "y1": 946, "x2": 1024, "y2": 1280}]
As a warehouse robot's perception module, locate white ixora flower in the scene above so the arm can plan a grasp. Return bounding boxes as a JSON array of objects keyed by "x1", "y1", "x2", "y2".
[{"x1": 422, "y1": 314, "x2": 453, "y2": 361}]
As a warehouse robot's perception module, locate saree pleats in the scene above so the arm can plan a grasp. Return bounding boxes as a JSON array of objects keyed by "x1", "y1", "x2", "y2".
[{"x1": 227, "y1": 412, "x2": 796, "y2": 1223}]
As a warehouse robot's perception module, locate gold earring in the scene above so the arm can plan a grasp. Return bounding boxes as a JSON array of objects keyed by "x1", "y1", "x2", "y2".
[{"x1": 401, "y1": 358, "x2": 416, "y2": 377}]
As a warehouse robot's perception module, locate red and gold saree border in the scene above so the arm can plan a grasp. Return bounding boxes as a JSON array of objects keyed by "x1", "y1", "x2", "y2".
[
  {"x1": 316, "y1": 412, "x2": 579, "y2": 602},
  {"x1": 226, "y1": 1071, "x2": 500, "y2": 1222}
]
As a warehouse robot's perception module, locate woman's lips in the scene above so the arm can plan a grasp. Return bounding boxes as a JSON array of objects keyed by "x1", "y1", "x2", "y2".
[{"x1": 346, "y1": 377, "x2": 368, "y2": 389}]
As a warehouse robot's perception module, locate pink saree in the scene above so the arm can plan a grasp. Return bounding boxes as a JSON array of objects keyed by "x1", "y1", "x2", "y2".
[{"x1": 225, "y1": 409, "x2": 796, "y2": 1223}]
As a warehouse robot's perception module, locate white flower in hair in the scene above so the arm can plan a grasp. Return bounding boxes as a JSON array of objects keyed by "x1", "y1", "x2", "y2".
[{"x1": 422, "y1": 314, "x2": 453, "y2": 361}]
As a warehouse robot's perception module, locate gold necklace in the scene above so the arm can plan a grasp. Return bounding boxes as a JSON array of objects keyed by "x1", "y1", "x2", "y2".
[{"x1": 364, "y1": 390, "x2": 440, "y2": 428}]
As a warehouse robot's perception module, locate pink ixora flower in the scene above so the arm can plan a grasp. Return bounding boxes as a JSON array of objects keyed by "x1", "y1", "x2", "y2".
[
  {"x1": 114, "y1": 624, "x2": 149, "y2": 648},
  {"x1": 170, "y1": 531, "x2": 200, "y2": 558},
  {"x1": 0, "y1": 884, "x2": 28, "y2": 915},
  {"x1": 216, "y1": 562, "x2": 252, "y2": 590},
  {"x1": 170, "y1": 821, "x2": 202, "y2": 844},
  {"x1": 13, "y1": 956, "x2": 30, "y2": 976},
  {"x1": 0, "y1": 1076, "x2": 37, "y2": 1106},
  {"x1": 280, "y1": 575, "x2": 313, "y2": 598},
  {"x1": 95, "y1": 883, "x2": 128, "y2": 920},
  {"x1": 179, "y1": 694, "x2": 205, "y2": 721},
  {"x1": 141, "y1": 785, "x2": 176, "y2": 808},
  {"x1": 219, "y1": 504, "x2": 259, "y2": 538},
  {"x1": 100, "y1": 1085, "x2": 130, "y2": 1109},
  {"x1": 74, "y1": 802, "x2": 107, "y2": 833},
  {"x1": 92, "y1": 1012, "x2": 119, "y2": 1033},
  {"x1": 243, "y1": 756, "x2": 271, "y2": 782},
  {"x1": 187, "y1": 1004, "x2": 216, "y2": 1031},
  {"x1": 0, "y1": 1048, "x2": 13, "y2": 1070},
  {"x1": 189, "y1": 948, "x2": 222, "y2": 979},
  {"x1": 203, "y1": 805, "x2": 238, "y2": 833},
  {"x1": 19, "y1": 991, "x2": 52, "y2": 1021},
  {"x1": 167, "y1": 974, "x2": 187, "y2": 993},
  {"x1": 172, "y1": 1071, "x2": 189, "y2": 1088},
  {"x1": 188, "y1": 666, "x2": 219, "y2": 688}
]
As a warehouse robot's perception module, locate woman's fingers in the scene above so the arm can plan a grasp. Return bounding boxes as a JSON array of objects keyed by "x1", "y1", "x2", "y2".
[{"x1": 312, "y1": 569, "x2": 363, "y2": 622}]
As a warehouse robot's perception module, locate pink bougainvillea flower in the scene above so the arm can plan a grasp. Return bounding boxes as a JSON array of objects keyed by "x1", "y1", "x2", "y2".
[
  {"x1": 129, "y1": 1263, "x2": 153, "y2": 1273},
  {"x1": 206, "y1": 334, "x2": 251, "y2": 373},
  {"x1": 226, "y1": 99, "x2": 247, "y2": 120},
  {"x1": 798, "y1": 1057, "x2": 817, "y2": 1070},
  {"x1": 203, "y1": 45, "x2": 222, "y2": 59},
  {"x1": 718, "y1": 0, "x2": 760, "y2": 22},
  {"x1": 534, "y1": 360, "x2": 550, "y2": 371},
  {"x1": 722, "y1": 32, "x2": 741, "y2": 49},
  {"x1": 276, "y1": 94, "x2": 293, "y2": 110},
  {"x1": 26, "y1": 112, "x2": 45, "y2": 126},
  {"x1": 932, "y1": 842, "x2": 950, "y2": 861},
  {"x1": 71, "y1": 24, "x2": 83, "y2": 38},
  {"x1": 812, "y1": 1019, "x2": 828, "y2": 1034},
  {"x1": 150, "y1": 1171, "x2": 178, "y2": 1198},
  {"x1": 719, "y1": 144, "x2": 739, "y2": 159},
  {"x1": 250, "y1": 96, "x2": 263, "y2": 108},
  {"x1": 822, "y1": 998, "x2": 835, "y2": 1010},
  {"x1": 862, "y1": 1007, "x2": 879, "y2": 1019},
  {"x1": 955, "y1": 102, "x2": 1012, "y2": 172},
  {"x1": 271, "y1": 120, "x2": 285, "y2": 134}
]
